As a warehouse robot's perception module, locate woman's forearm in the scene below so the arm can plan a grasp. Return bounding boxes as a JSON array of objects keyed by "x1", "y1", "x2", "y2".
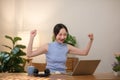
[
  {"x1": 83, "y1": 39, "x2": 93, "y2": 55},
  {"x1": 27, "y1": 37, "x2": 34, "y2": 57},
  {"x1": 83, "y1": 33, "x2": 94, "y2": 55}
]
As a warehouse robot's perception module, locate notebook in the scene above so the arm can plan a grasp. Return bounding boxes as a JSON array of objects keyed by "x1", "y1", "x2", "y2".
[{"x1": 68, "y1": 60, "x2": 100, "y2": 76}]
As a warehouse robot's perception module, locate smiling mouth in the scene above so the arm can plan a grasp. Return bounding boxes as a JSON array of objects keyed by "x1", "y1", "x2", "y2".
[{"x1": 61, "y1": 39, "x2": 65, "y2": 41}]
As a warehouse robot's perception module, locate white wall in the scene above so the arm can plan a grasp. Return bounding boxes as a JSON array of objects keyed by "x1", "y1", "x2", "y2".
[
  {"x1": 0, "y1": 0, "x2": 16, "y2": 51},
  {"x1": 0, "y1": 0, "x2": 120, "y2": 73}
]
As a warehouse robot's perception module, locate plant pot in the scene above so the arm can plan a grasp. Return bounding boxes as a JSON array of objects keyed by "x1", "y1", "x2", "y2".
[{"x1": 113, "y1": 71, "x2": 120, "y2": 76}]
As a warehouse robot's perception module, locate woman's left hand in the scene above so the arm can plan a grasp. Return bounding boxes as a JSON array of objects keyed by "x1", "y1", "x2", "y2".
[{"x1": 88, "y1": 33, "x2": 94, "y2": 41}]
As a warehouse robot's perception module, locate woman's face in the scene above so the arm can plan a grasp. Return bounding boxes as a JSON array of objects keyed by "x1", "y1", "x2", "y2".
[{"x1": 55, "y1": 28, "x2": 67, "y2": 43}]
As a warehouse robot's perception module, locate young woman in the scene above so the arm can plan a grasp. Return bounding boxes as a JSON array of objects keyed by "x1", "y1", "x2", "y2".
[{"x1": 27, "y1": 23, "x2": 94, "y2": 73}]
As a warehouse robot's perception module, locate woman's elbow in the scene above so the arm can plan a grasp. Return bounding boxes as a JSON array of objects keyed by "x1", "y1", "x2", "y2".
[
  {"x1": 81, "y1": 51, "x2": 89, "y2": 56},
  {"x1": 26, "y1": 54, "x2": 31, "y2": 57},
  {"x1": 84, "y1": 53, "x2": 89, "y2": 56},
  {"x1": 26, "y1": 51, "x2": 32, "y2": 57}
]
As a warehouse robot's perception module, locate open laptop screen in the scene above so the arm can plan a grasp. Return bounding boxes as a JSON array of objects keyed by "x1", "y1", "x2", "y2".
[{"x1": 71, "y1": 60, "x2": 100, "y2": 76}]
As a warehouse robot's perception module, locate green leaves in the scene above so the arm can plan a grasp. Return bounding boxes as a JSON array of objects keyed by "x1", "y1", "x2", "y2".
[
  {"x1": 5, "y1": 35, "x2": 13, "y2": 42},
  {"x1": 113, "y1": 54, "x2": 120, "y2": 72},
  {"x1": 11, "y1": 47, "x2": 26, "y2": 56},
  {"x1": 116, "y1": 56, "x2": 120, "y2": 62},
  {"x1": 64, "y1": 34, "x2": 77, "y2": 46},
  {"x1": 11, "y1": 47, "x2": 20, "y2": 55},
  {"x1": 113, "y1": 65, "x2": 120, "y2": 72},
  {"x1": 16, "y1": 44, "x2": 26, "y2": 49},
  {"x1": 0, "y1": 35, "x2": 26, "y2": 73},
  {"x1": 5, "y1": 35, "x2": 22, "y2": 46},
  {"x1": 14, "y1": 37, "x2": 22, "y2": 43},
  {"x1": 2, "y1": 45, "x2": 12, "y2": 49},
  {"x1": 0, "y1": 52, "x2": 10, "y2": 64}
]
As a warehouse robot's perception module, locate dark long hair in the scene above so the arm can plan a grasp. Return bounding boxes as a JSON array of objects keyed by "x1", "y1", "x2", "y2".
[{"x1": 53, "y1": 23, "x2": 68, "y2": 38}]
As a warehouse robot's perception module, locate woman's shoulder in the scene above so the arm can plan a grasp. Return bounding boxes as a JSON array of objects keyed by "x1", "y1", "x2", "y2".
[
  {"x1": 40, "y1": 43, "x2": 49, "y2": 51},
  {"x1": 67, "y1": 44, "x2": 75, "y2": 50},
  {"x1": 44, "y1": 42, "x2": 54, "y2": 47}
]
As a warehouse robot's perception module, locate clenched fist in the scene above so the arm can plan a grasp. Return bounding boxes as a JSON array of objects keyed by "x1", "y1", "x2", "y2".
[{"x1": 88, "y1": 33, "x2": 94, "y2": 41}]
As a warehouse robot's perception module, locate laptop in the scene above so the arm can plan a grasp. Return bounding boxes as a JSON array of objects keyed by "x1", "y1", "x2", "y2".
[{"x1": 68, "y1": 60, "x2": 100, "y2": 76}]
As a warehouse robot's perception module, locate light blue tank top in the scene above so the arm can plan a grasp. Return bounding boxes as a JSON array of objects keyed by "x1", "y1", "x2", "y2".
[{"x1": 46, "y1": 41, "x2": 68, "y2": 73}]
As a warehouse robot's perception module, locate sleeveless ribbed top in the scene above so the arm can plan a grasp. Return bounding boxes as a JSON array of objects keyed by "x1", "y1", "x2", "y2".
[{"x1": 46, "y1": 41, "x2": 68, "y2": 73}]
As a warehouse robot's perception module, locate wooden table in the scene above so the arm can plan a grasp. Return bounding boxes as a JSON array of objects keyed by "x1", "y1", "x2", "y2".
[{"x1": 0, "y1": 73, "x2": 119, "y2": 80}]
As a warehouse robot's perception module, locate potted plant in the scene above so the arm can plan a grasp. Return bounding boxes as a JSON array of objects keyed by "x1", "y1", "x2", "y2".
[
  {"x1": 112, "y1": 53, "x2": 120, "y2": 76},
  {"x1": 52, "y1": 34, "x2": 77, "y2": 46},
  {"x1": 0, "y1": 35, "x2": 26, "y2": 73}
]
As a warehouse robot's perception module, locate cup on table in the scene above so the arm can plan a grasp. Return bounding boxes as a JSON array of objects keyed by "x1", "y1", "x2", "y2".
[{"x1": 27, "y1": 66, "x2": 35, "y2": 76}]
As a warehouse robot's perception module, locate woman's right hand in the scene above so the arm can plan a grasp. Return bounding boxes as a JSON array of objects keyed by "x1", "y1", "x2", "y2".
[{"x1": 30, "y1": 29, "x2": 37, "y2": 38}]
